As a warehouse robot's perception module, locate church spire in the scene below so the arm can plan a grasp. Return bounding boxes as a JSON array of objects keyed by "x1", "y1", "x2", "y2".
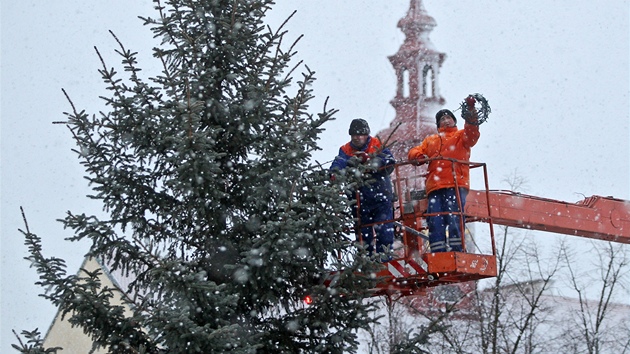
[
  {"x1": 377, "y1": 0, "x2": 446, "y2": 160},
  {"x1": 398, "y1": 0, "x2": 437, "y2": 40}
]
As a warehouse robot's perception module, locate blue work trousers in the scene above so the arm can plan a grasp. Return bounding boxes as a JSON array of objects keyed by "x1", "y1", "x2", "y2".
[
  {"x1": 354, "y1": 201, "x2": 394, "y2": 257},
  {"x1": 426, "y1": 188, "x2": 468, "y2": 252}
]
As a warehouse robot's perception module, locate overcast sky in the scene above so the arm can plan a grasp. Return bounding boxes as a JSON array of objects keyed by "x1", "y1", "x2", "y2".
[{"x1": 1, "y1": 1, "x2": 628, "y2": 352}]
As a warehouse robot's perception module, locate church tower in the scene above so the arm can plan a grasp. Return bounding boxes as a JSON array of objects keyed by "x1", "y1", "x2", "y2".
[
  {"x1": 376, "y1": 0, "x2": 446, "y2": 162},
  {"x1": 378, "y1": 1, "x2": 478, "y2": 311}
]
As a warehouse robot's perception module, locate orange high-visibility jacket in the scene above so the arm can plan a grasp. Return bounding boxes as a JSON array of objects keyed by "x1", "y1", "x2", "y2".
[{"x1": 408, "y1": 123, "x2": 480, "y2": 195}]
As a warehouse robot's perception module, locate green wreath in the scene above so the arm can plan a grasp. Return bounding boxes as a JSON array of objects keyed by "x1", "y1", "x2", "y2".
[{"x1": 460, "y1": 93, "x2": 491, "y2": 126}]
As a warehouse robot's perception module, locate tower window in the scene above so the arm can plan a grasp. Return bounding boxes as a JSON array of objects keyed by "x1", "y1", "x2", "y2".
[
  {"x1": 423, "y1": 65, "x2": 434, "y2": 98},
  {"x1": 402, "y1": 69, "x2": 410, "y2": 98}
]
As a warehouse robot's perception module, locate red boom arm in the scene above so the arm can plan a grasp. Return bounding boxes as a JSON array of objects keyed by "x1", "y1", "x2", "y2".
[{"x1": 465, "y1": 190, "x2": 630, "y2": 244}]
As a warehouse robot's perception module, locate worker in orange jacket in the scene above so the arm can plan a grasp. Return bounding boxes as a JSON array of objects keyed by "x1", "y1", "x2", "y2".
[{"x1": 408, "y1": 96, "x2": 479, "y2": 252}]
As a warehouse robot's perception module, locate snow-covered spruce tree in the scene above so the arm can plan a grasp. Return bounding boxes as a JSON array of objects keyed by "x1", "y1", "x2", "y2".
[{"x1": 17, "y1": 0, "x2": 381, "y2": 352}]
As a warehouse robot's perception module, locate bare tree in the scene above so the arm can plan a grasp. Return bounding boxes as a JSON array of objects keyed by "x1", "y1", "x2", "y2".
[
  {"x1": 362, "y1": 294, "x2": 458, "y2": 354},
  {"x1": 555, "y1": 242, "x2": 630, "y2": 354},
  {"x1": 364, "y1": 296, "x2": 426, "y2": 354}
]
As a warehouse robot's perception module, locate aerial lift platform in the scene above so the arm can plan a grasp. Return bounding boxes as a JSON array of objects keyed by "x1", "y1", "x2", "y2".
[{"x1": 323, "y1": 159, "x2": 630, "y2": 298}]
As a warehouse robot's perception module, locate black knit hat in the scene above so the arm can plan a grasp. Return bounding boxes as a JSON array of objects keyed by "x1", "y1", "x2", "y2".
[
  {"x1": 435, "y1": 109, "x2": 457, "y2": 127},
  {"x1": 348, "y1": 118, "x2": 370, "y2": 135}
]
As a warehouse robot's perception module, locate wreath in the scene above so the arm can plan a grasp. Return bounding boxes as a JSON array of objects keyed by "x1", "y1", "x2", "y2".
[{"x1": 459, "y1": 93, "x2": 491, "y2": 126}]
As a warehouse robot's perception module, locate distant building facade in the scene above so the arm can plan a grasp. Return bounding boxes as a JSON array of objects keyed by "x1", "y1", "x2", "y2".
[{"x1": 43, "y1": 257, "x2": 133, "y2": 353}]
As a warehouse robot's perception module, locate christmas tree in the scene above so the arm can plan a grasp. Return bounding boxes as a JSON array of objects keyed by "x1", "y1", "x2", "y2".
[{"x1": 16, "y1": 0, "x2": 380, "y2": 352}]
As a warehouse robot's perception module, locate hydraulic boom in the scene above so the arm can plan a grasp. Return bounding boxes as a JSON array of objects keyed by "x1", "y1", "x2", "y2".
[{"x1": 465, "y1": 190, "x2": 630, "y2": 244}]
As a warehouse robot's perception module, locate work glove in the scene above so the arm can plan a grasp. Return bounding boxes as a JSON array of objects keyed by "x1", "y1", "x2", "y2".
[
  {"x1": 465, "y1": 95, "x2": 476, "y2": 108},
  {"x1": 354, "y1": 151, "x2": 370, "y2": 163},
  {"x1": 411, "y1": 154, "x2": 429, "y2": 166}
]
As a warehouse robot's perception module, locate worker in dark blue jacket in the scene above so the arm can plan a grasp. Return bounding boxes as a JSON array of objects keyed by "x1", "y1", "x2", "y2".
[{"x1": 330, "y1": 118, "x2": 396, "y2": 259}]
